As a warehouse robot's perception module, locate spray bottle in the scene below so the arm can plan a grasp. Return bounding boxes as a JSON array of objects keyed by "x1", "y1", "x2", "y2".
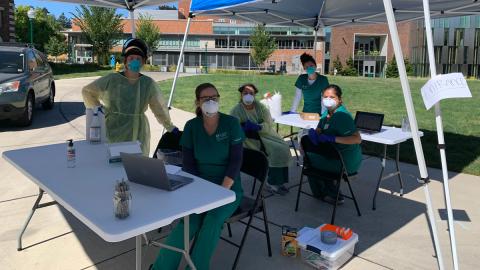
[
  {"x1": 89, "y1": 109, "x2": 101, "y2": 144},
  {"x1": 67, "y1": 139, "x2": 76, "y2": 168}
]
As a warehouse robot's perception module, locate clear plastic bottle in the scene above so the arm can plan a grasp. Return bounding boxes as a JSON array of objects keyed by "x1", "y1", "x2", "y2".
[
  {"x1": 67, "y1": 139, "x2": 76, "y2": 168},
  {"x1": 89, "y1": 111, "x2": 101, "y2": 144}
]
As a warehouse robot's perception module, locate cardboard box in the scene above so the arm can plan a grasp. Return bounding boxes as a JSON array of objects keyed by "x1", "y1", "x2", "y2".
[{"x1": 300, "y1": 113, "x2": 320, "y2": 121}]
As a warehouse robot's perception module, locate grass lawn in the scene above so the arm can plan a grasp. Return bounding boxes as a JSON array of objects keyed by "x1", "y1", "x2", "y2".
[{"x1": 158, "y1": 74, "x2": 480, "y2": 176}]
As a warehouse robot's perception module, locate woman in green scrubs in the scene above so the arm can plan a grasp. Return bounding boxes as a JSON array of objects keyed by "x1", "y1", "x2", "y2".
[
  {"x1": 306, "y1": 84, "x2": 362, "y2": 204},
  {"x1": 286, "y1": 53, "x2": 330, "y2": 115},
  {"x1": 230, "y1": 83, "x2": 292, "y2": 195},
  {"x1": 152, "y1": 83, "x2": 244, "y2": 270}
]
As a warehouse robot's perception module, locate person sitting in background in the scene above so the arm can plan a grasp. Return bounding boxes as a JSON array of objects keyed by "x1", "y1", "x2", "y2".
[
  {"x1": 230, "y1": 83, "x2": 292, "y2": 195},
  {"x1": 152, "y1": 83, "x2": 243, "y2": 270},
  {"x1": 284, "y1": 52, "x2": 329, "y2": 115},
  {"x1": 306, "y1": 84, "x2": 362, "y2": 204}
]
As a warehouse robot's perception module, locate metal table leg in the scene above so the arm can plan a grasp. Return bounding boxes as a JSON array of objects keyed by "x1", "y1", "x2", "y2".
[
  {"x1": 395, "y1": 143, "x2": 405, "y2": 196},
  {"x1": 372, "y1": 145, "x2": 387, "y2": 210},
  {"x1": 18, "y1": 188, "x2": 57, "y2": 251},
  {"x1": 136, "y1": 235, "x2": 142, "y2": 270}
]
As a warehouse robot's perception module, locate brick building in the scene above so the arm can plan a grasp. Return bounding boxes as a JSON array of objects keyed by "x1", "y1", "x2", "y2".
[
  {"x1": 65, "y1": 0, "x2": 324, "y2": 73},
  {"x1": 0, "y1": 0, "x2": 15, "y2": 42}
]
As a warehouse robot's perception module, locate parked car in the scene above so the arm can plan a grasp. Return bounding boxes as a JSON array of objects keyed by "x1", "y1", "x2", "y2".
[{"x1": 0, "y1": 43, "x2": 55, "y2": 126}]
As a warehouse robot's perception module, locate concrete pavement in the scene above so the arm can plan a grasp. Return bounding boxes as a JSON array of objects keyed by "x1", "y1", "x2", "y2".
[{"x1": 0, "y1": 72, "x2": 479, "y2": 270}]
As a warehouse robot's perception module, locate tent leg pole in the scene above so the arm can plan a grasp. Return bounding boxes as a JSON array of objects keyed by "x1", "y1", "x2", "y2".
[
  {"x1": 423, "y1": 0, "x2": 458, "y2": 269},
  {"x1": 130, "y1": 10, "x2": 136, "y2": 38},
  {"x1": 382, "y1": 0, "x2": 444, "y2": 269},
  {"x1": 167, "y1": 16, "x2": 192, "y2": 109}
]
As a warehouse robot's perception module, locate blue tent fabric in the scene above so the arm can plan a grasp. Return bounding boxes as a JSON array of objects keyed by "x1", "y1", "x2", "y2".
[{"x1": 191, "y1": 0, "x2": 258, "y2": 12}]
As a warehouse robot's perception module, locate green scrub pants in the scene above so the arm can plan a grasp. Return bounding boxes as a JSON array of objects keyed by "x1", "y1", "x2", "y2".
[{"x1": 153, "y1": 191, "x2": 242, "y2": 270}]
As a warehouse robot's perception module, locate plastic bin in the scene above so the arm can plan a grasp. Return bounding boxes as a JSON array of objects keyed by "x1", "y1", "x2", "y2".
[{"x1": 297, "y1": 226, "x2": 358, "y2": 270}]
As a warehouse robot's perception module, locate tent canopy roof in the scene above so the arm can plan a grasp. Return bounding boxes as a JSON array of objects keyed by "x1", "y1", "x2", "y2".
[
  {"x1": 191, "y1": 0, "x2": 480, "y2": 28},
  {"x1": 42, "y1": 0, "x2": 174, "y2": 10}
]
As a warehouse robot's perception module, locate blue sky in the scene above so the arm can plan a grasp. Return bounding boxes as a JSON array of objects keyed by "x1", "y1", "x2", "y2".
[{"x1": 15, "y1": 0, "x2": 177, "y2": 18}]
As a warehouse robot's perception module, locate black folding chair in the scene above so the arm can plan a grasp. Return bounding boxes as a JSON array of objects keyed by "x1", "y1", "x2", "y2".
[
  {"x1": 295, "y1": 136, "x2": 361, "y2": 225},
  {"x1": 221, "y1": 148, "x2": 272, "y2": 270},
  {"x1": 152, "y1": 130, "x2": 183, "y2": 163},
  {"x1": 243, "y1": 130, "x2": 268, "y2": 195}
]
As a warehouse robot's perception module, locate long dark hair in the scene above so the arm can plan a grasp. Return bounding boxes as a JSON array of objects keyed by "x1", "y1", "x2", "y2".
[{"x1": 195, "y1": 83, "x2": 219, "y2": 117}]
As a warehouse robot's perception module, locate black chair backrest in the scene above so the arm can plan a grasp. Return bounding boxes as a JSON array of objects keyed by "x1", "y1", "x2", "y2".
[
  {"x1": 240, "y1": 148, "x2": 268, "y2": 182},
  {"x1": 300, "y1": 135, "x2": 347, "y2": 170},
  {"x1": 244, "y1": 130, "x2": 267, "y2": 154},
  {"x1": 153, "y1": 131, "x2": 183, "y2": 158}
]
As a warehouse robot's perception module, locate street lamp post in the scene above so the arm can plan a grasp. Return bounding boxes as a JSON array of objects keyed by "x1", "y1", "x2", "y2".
[
  {"x1": 204, "y1": 42, "x2": 208, "y2": 74},
  {"x1": 27, "y1": 8, "x2": 36, "y2": 44}
]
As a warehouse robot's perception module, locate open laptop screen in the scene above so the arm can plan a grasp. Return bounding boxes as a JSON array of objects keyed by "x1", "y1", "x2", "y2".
[{"x1": 354, "y1": 111, "x2": 384, "y2": 133}]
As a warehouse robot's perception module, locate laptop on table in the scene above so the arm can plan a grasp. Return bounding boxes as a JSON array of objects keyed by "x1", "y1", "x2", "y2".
[
  {"x1": 121, "y1": 152, "x2": 193, "y2": 191},
  {"x1": 354, "y1": 111, "x2": 384, "y2": 134}
]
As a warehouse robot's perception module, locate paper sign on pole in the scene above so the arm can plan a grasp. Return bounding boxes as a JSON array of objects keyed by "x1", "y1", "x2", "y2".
[{"x1": 421, "y1": 73, "x2": 472, "y2": 110}]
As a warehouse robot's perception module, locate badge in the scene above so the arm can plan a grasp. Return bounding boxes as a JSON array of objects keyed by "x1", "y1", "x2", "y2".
[
  {"x1": 324, "y1": 124, "x2": 330, "y2": 129},
  {"x1": 216, "y1": 132, "x2": 229, "y2": 142}
]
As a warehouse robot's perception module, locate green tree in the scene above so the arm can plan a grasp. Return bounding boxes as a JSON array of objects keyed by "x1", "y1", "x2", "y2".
[
  {"x1": 340, "y1": 56, "x2": 358, "y2": 76},
  {"x1": 15, "y1": 6, "x2": 63, "y2": 52},
  {"x1": 386, "y1": 57, "x2": 415, "y2": 78},
  {"x1": 136, "y1": 14, "x2": 161, "y2": 64},
  {"x1": 72, "y1": 5, "x2": 123, "y2": 65},
  {"x1": 45, "y1": 36, "x2": 68, "y2": 62},
  {"x1": 57, "y1": 12, "x2": 72, "y2": 29},
  {"x1": 250, "y1": 25, "x2": 276, "y2": 69},
  {"x1": 332, "y1": 55, "x2": 343, "y2": 75}
]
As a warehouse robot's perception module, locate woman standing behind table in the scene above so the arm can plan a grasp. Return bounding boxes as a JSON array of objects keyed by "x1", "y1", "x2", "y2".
[
  {"x1": 230, "y1": 83, "x2": 292, "y2": 195},
  {"x1": 152, "y1": 83, "x2": 244, "y2": 270},
  {"x1": 285, "y1": 52, "x2": 330, "y2": 115}
]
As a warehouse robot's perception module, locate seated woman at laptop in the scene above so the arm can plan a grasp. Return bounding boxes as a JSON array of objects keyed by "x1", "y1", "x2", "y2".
[
  {"x1": 152, "y1": 83, "x2": 244, "y2": 270},
  {"x1": 230, "y1": 83, "x2": 292, "y2": 195},
  {"x1": 306, "y1": 84, "x2": 362, "y2": 204}
]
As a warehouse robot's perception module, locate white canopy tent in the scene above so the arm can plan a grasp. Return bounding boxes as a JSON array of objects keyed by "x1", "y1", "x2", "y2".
[{"x1": 42, "y1": 0, "x2": 478, "y2": 269}]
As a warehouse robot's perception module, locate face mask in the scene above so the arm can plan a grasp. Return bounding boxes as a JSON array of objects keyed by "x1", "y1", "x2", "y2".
[
  {"x1": 201, "y1": 100, "x2": 219, "y2": 117},
  {"x1": 306, "y1": 66, "x2": 316, "y2": 76},
  {"x1": 127, "y1": 59, "x2": 141, "y2": 73},
  {"x1": 242, "y1": 94, "x2": 255, "y2": 105},
  {"x1": 322, "y1": 97, "x2": 337, "y2": 110}
]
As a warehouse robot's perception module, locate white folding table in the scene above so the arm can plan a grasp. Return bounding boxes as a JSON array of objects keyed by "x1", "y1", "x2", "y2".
[
  {"x1": 274, "y1": 114, "x2": 423, "y2": 210},
  {"x1": 3, "y1": 141, "x2": 235, "y2": 270}
]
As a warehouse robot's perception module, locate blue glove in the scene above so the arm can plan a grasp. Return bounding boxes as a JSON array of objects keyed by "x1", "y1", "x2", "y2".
[
  {"x1": 282, "y1": 111, "x2": 296, "y2": 115},
  {"x1": 318, "y1": 134, "x2": 336, "y2": 143},
  {"x1": 171, "y1": 127, "x2": 180, "y2": 135},
  {"x1": 308, "y1": 128, "x2": 320, "y2": 145},
  {"x1": 244, "y1": 120, "x2": 262, "y2": 132}
]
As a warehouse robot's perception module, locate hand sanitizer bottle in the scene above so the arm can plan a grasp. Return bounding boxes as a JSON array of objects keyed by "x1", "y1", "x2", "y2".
[
  {"x1": 67, "y1": 139, "x2": 76, "y2": 168},
  {"x1": 89, "y1": 110, "x2": 101, "y2": 144}
]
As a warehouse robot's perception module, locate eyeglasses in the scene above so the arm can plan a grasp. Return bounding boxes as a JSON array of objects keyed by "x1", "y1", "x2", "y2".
[{"x1": 199, "y1": 95, "x2": 220, "y2": 102}]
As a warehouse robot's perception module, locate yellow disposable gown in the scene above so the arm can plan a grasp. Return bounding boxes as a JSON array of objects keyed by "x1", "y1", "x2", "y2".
[
  {"x1": 82, "y1": 72, "x2": 174, "y2": 155},
  {"x1": 230, "y1": 101, "x2": 292, "y2": 168}
]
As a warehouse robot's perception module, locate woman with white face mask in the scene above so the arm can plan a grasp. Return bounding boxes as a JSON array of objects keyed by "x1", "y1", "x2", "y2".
[
  {"x1": 230, "y1": 84, "x2": 292, "y2": 195},
  {"x1": 285, "y1": 52, "x2": 330, "y2": 115},
  {"x1": 306, "y1": 84, "x2": 362, "y2": 205},
  {"x1": 82, "y1": 38, "x2": 178, "y2": 155},
  {"x1": 153, "y1": 83, "x2": 244, "y2": 270}
]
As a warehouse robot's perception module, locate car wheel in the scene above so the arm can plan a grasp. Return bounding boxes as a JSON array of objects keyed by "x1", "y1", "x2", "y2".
[
  {"x1": 42, "y1": 84, "x2": 55, "y2": 110},
  {"x1": 16, "y1": 93, "x2": 34, "y2": 126}
]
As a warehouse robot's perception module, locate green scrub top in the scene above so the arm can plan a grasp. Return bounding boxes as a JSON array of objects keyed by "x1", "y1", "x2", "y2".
[
  {"x1": 180, "y1": 113, "x2": 245, "y2": 193},
  {"x1": 314, "y1": 105, "x2": 362, "y2": 174},
  {"x1": 294, "y1": 73, "x2": 329, "y2": 114}
]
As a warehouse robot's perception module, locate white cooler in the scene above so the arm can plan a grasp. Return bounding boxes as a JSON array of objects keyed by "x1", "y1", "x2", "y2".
[{"x1": 296, "y1": 225, "x2": 358, "y2": 270}]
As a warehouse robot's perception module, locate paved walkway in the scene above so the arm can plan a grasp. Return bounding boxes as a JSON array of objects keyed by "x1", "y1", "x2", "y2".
[{"x1": 0, "y1": 72, "x2": 478, "y2": 269}]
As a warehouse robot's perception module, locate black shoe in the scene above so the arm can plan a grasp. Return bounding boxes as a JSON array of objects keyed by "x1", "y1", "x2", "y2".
[{"x1": 323, "y1": 195, "x2": 345, "y2": 205}]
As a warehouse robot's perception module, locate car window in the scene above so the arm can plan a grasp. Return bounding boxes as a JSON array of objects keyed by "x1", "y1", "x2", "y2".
[
  {"x1": 34, "y1": 51, "x2": 47, "y2": 70},
  {"x1": 0, "y1": 51, "x2": 25, "y2": 74},
  {"x1": 27, "y1": 50, "x2": 38, "y2": 72}
]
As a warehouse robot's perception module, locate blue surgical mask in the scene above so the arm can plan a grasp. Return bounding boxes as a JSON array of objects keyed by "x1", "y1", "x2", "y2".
[
  {"x1": 306, "y1": 66, "x2": 316, "y2": 75},
  {"x1": 127, "y1": 59, "x2": 141, "y2": 73}
]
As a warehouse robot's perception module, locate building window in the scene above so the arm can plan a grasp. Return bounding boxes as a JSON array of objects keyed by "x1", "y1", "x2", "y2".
[
  {"x1": 434, "y1": 46, "x2": 442, "y2": 63},
  {"x1": 464, "y1": 47, "x2": 468, "y2": 64},
  {"x1": 215, "y1": 38, "x2": 228, "y2": 48},
  {"x1": 447, "y1": 46, "x2": 457, "y2": 64},
  {"x1": 454, "y1": 28, "x2": 464, "y2": 47},
  {"x1": 444, "y1": 29, "x2": 449, "y2": 46},
  {"x1": 237, "y1": 39, "x2": 251, "y2": 48},
  {"x1": 229, "y1": 39, "x2": 236, "y2": 48}
]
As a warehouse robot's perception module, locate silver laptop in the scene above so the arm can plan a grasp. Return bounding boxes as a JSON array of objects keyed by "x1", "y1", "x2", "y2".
[{"x1": 121, "y1": 152, "x2": 193, "y2": 191}]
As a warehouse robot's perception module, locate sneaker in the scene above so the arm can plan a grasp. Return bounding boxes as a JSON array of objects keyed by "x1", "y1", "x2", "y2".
[
  {"x1": 323, "y1": 195, "x2": 345, "y2": 205},
  {"x1": 265, "y1": 183, "x2": 288, "y2": 196}
]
